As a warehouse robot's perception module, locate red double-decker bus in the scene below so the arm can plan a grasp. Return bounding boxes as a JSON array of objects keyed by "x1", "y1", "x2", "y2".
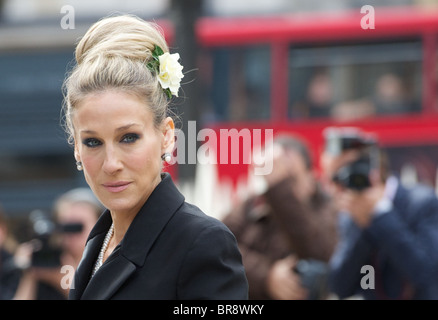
[
  {"x1": 182, "y1": 6, "x2": 438, "y2": 208},
  {"x1": 2, "y1": 5, "x2": 438, "y2": 219}
]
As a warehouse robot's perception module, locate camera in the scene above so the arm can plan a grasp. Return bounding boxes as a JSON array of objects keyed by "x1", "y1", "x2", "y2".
[
  {"x1": 28, "y1": 209, "x2": 83, "y2": 268},
  {"x1": 323, "y1": 127, "x2": 378, "y2": 191},
  {"x1": 332, "y1": 153, "x2": 373, "y2": 191},
  {"x1": 294, "y1": 259, "x2": 330, "y2": 300}
]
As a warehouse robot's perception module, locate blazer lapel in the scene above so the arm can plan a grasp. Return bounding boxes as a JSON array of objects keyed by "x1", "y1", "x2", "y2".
[
  {"x1": 69, "y1": 210, "x2": 113, "y2": 300},
  {"x1": 69, "y1": 173, "x2": 185, "y2": 300},
  {"x1": 80, "y1": 252, "x2": 136, "y2": 300},
  {"x1": 69, "y1": 233, "x2": 105, "y2": 299},
  {"x1": 120, "y1": 173, "x2": 185, "y2": 266},
  {"x1": 70, "y1": 228, "x2": 137, "y2": 300}
]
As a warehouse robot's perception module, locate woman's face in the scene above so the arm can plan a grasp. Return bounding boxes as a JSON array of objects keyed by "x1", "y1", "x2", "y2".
[{"x1": 72, "y1": 90, "x2": 174, "y2": 216}]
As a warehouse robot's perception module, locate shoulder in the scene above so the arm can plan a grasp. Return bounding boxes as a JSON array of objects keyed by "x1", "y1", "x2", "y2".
[
  {"x1": 173, "y1": 201, "x2": 233, "y2": 236},
  {"x1": 409, "y1": 183, "x2": 437, "y2": 201},
  {"x1": 172, "y1": 203, "x2": 248, "y2": 299},
  {"x1": 397, "y1": 182, "x2": 438, "y2": 207},
  {"x1": 163, "y1": 201, "x2": 243, "y2": 260},
  {"x1": 393, "y1": 182, "x2": 438, "y2": 223}
]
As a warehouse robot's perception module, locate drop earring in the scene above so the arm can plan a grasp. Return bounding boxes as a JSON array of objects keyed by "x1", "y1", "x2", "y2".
[
  {"x1": 161, "y1": 153, "x2": 171, "y2": 163},
  {"x1": 76, "y1": 161, "x2": 83, "y2": 171}
]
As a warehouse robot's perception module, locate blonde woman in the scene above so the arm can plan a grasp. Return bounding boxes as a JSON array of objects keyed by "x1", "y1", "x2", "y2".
[{"x1": 62, "y1": 14, "x2": 248, "y2": 300}]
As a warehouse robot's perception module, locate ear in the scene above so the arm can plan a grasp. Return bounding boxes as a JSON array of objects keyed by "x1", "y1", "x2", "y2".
[
  {"x1": 161, "y1": 117, "x2": 175, "y2": 154},
  {"x1": 74, "y1": 140, "x2": 81, "y2": 163}
]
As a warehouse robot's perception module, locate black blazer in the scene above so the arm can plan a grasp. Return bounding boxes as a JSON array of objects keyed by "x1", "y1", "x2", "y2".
[{"x1": 69, "y1": 173, "x2": 248, "y2": 300}]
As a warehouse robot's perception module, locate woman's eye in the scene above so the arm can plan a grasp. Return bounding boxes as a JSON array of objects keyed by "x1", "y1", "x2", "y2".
[
  {"x1": 82, "y1": 138, "x2": 102, "y2": 148},
  {"x1": 121, "y1": 133, "x2": 140, "y2": 144}
]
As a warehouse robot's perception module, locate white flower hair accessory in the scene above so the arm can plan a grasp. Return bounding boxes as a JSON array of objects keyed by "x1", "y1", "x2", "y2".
[{"x1": 147, "y1": 45, "x2": 184, "y2": 99}]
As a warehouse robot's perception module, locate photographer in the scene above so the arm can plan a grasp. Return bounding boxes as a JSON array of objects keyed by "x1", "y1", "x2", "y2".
[
  {"x1": 13, "y1": 188, "x2": 102, "y2": 300},
  {"x1": 321, "y1": 127, "x2": 438, "y2": 299},
  {"x1": 222, "y1": 134, "x2": 338, "y2": 300},
  {"x1": 0, "y1": 206, "x2": 20, "y2": 300}
]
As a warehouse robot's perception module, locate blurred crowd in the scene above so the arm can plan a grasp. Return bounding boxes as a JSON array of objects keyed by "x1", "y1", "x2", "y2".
[
  {"x1": 2, "y1": 126, "x2": 438, "y2": 300},
  {"x1": 0, "y1": 188, "x2": 103, "y2": 299},
  {"x1": 224, "y1": 127, "x2": 438, "y2": 300}
]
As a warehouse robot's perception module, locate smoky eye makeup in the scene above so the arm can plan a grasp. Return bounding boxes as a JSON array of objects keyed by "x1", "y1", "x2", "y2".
[
  {"x1": 79, "y1": 127, "x2": 142, "y2": 148},
  {"x1": 120, "y1": 133, "x2": 141, "y2": 144},
  {"x1": 82, "y1": 137, "x2": 102, "y2": 148}
]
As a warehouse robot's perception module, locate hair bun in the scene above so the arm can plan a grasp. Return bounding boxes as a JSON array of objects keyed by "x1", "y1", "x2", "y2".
[
  {"x1": 75, "y1": 14, "x2": 169, "y2": 65},
  {"x1": 63, "y1": 14, "x2": 173, "y2": 146}
]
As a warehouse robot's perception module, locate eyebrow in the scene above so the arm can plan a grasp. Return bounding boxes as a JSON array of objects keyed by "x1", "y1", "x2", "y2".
[{"x1": 80, "y1": 123, "x2": 141, "y2": 135}]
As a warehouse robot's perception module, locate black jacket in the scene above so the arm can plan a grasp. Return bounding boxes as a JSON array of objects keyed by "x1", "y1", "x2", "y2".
[
  {"x1": 330, "y1": 179, "x2": 438, "y2": 299},
  {"x1": 69, "y1": 173, "x2": 248, "y2": 300}
]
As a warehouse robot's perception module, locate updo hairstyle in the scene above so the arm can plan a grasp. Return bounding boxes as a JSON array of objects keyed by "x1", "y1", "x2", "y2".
[{"x1": 62, "y1": 14, "x2": 171, "y2": 145}]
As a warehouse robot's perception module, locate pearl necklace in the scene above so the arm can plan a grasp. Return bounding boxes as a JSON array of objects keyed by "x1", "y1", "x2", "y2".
[{"x1": 91, "y1": 222, "x2": 114, "y2": 277}]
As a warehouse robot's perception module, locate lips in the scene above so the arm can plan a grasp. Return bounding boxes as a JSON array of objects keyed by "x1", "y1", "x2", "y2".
[{"x1": 102, "y1": 181, "x2": 131, "y2": 193}]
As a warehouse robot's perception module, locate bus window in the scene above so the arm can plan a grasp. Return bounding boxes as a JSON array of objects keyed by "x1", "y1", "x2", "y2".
[
  {"x1": 200, "y1": 45, "x2": 271, "y2": 124},
  {"x1": 288, "y1": 40, "x2": 423, "y2": 121}
]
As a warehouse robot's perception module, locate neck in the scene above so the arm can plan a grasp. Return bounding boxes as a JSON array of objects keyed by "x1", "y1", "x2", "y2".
[
  {"x1": 109, "y1": 209, "x2": 137, "y2": 245},
  {"x1": 108, "y1": 173, "x2": 163, "y2": 244},
  {"x1": 111, "y1": 191, "x2": 154, "y2": 245}
]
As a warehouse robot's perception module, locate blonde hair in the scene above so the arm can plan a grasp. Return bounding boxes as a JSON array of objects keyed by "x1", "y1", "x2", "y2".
[{"x1": 62, "y1": 14, "x2": 171, "y2": 144}]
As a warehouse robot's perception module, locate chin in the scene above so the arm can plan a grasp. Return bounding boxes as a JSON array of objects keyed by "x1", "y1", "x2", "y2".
[
  {"x1": 97, "y1": 192, "x2": 134, "y2": 211},
  {"x1": 106, "y1": 199, "x2": 135, "y2": 212}
]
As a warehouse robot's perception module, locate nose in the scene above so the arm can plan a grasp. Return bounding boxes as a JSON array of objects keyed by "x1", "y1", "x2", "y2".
[{"x1": 102, "y1": 144, "x2": 123, "y2": 175}]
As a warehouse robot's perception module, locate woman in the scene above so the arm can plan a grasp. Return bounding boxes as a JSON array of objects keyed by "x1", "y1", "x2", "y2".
[{"x1": 62, "y1": 14, "x2": 248, "y2": 300}]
